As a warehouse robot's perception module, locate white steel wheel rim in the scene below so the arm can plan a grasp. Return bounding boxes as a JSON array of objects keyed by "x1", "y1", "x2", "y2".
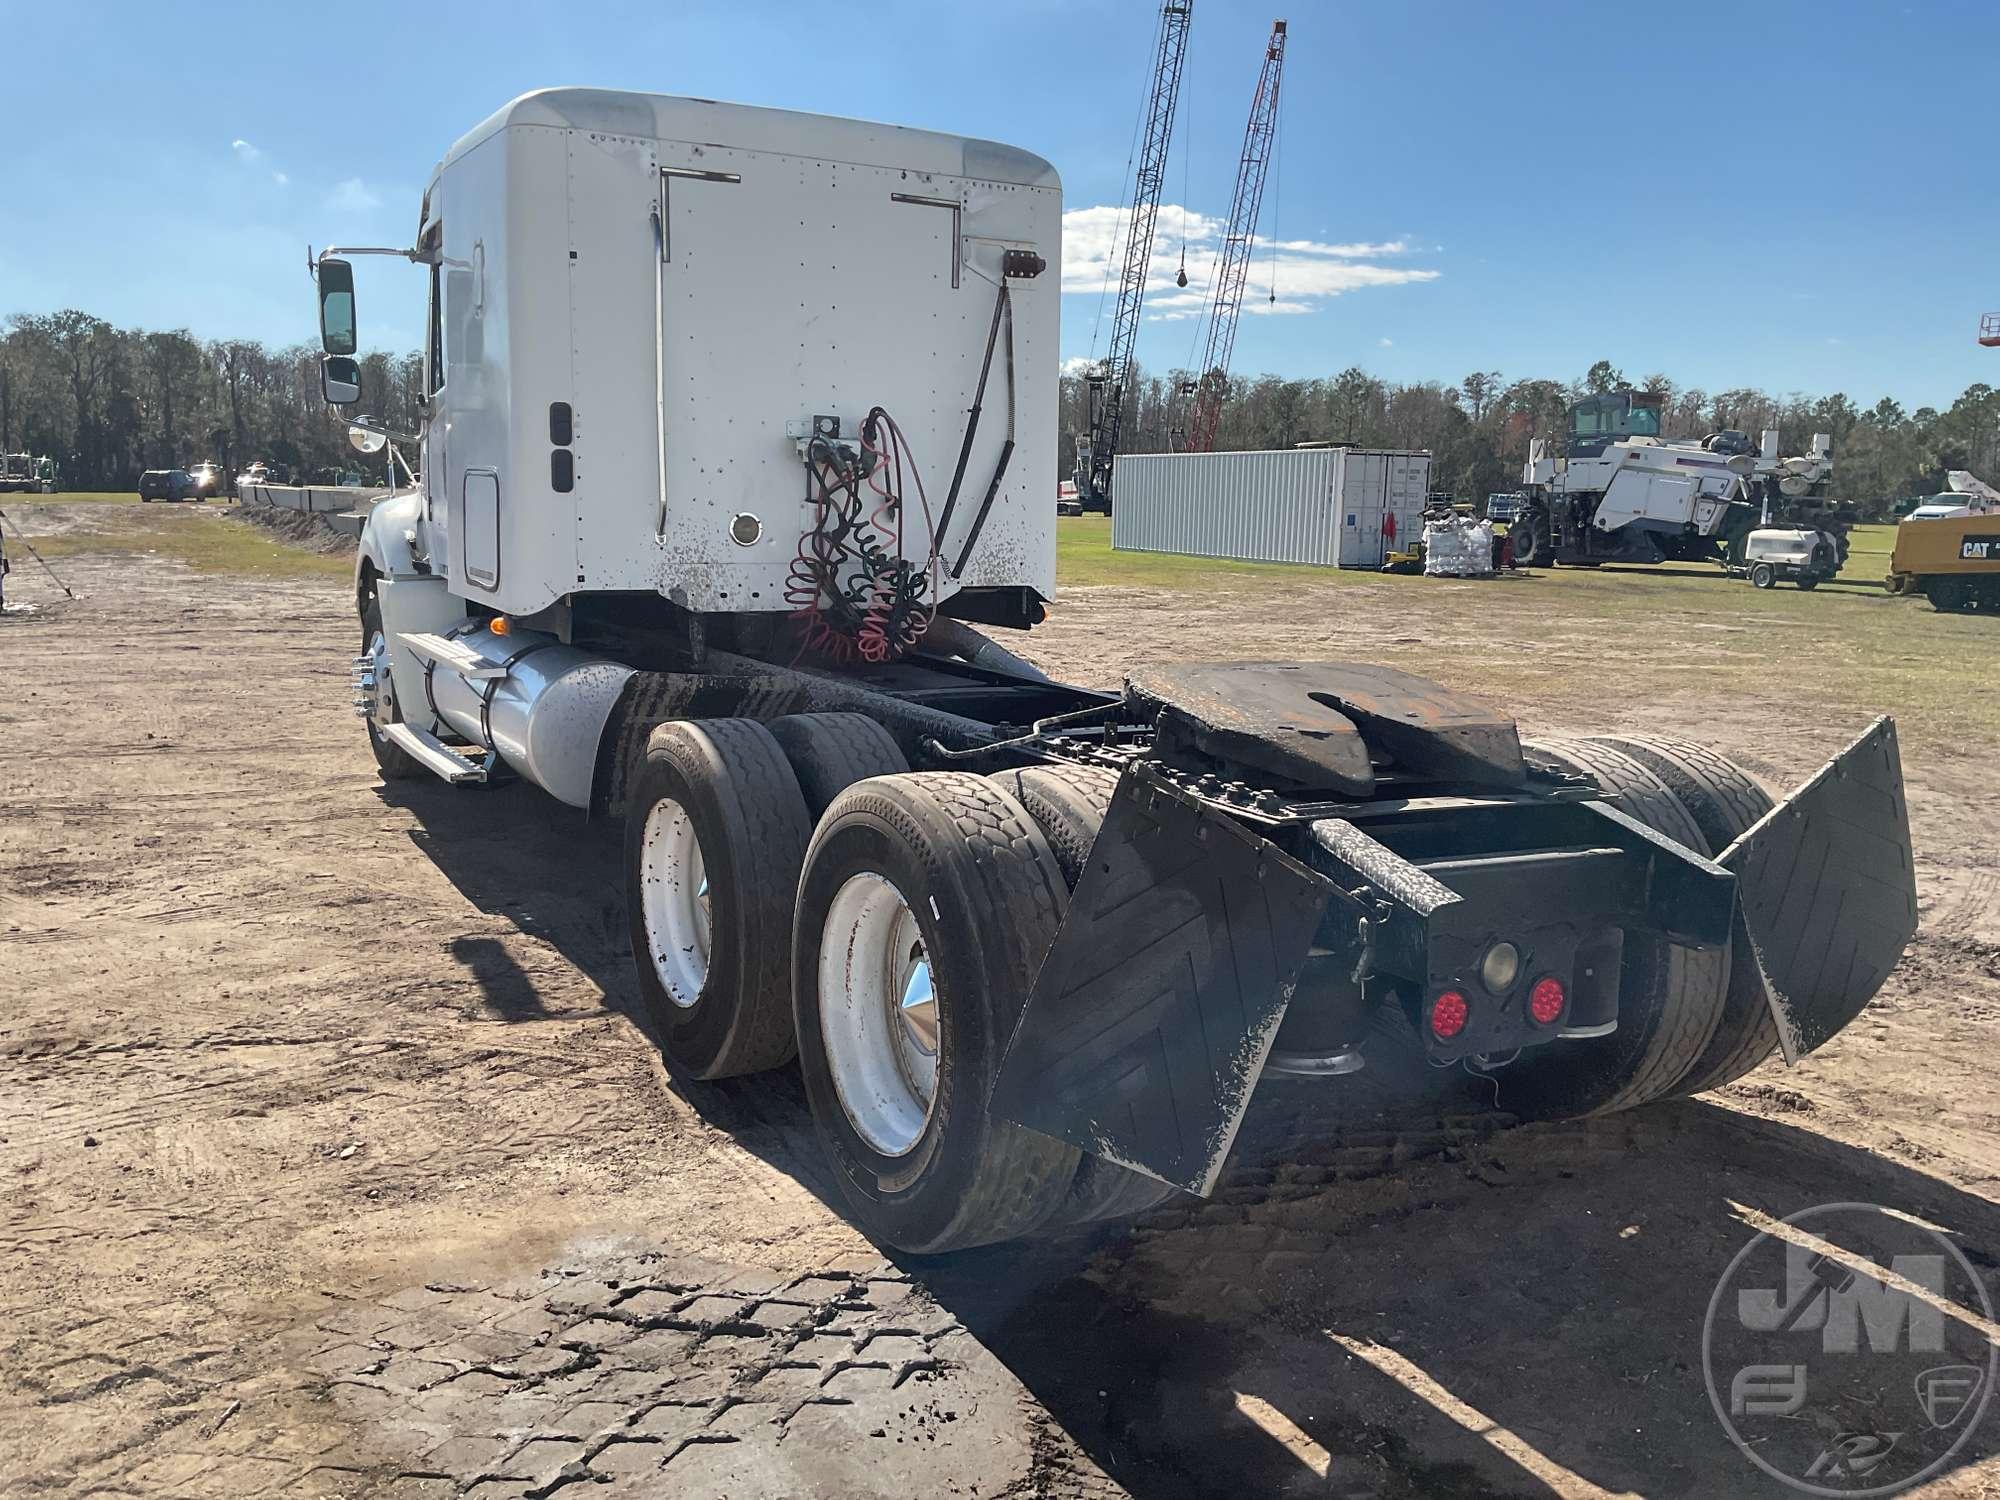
[
  {"x1": 639, "y1": 798, "x2": 712, "y2": 1008},
  {"x1": 818, "y1": 872, "x2": 939, "y2": 1158}
]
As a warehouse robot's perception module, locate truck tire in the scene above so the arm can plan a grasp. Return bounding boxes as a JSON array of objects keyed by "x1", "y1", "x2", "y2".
[
  {"x1": 1510, "y1": 509, "x2": 1550, "y2": 568},
  {"x1": 359, "y1": 593, "x2": 424, "y2": 782},
  {"x1": 988, "y1": 763, "x2": 1180, "y2": 1225},
  {"x1": 1501, "y1": 737, "x2": 1729, "y2": 1118},
  {"x1": 767, "y1": 712, "x2": 908, "y2": 819},
  {"x1": 1588, "y1": 735, "x2": 1779, "y2": 1097},
  {"x1": 1926, "y1": 577, "x2": 1972, "y2": 613},
  {"x1": 793, "y1": 772, "x2": 1081, "y2": 1253},
  {"x1": 625, "y1": 718, "x2": 812, "y2": 1080}
]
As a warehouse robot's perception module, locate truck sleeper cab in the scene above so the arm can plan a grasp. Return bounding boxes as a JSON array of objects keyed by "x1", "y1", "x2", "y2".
[{"x1": 321, "y1": 90, "x2": 1916, "y2": 1253}]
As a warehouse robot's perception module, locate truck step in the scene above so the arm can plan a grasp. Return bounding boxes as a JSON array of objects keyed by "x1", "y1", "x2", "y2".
[
  {"x1": 381, "y1": 723, "x2": 489, "y2": 785},
  {"x1": 399, "y1": 630, "x2": 509, "y2": 681}
]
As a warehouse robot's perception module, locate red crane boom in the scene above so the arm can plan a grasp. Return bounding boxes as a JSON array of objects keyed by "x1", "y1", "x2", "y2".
[{"x1": 1186, "y1": 19, "x2": 1286, "y2": 455}]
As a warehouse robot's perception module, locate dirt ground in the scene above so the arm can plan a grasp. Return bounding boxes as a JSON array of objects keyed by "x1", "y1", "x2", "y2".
[{"x1": 3, "y1": 503, "x2": 1998, "y2": 1498}]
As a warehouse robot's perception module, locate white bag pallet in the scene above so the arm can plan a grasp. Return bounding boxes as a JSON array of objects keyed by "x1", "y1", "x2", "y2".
[{"x1": 1422, "y1": 517, "x2": 1495, "y2": 577}]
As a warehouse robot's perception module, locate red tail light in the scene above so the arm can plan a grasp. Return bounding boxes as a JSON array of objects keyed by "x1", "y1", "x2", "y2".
[
  {"x1": 1430, "y1": 990, "x2": 1469, "y2": 1040},
  {"x1": 1529, "y1": 976, "x2": 1566, "y2": 1026}
]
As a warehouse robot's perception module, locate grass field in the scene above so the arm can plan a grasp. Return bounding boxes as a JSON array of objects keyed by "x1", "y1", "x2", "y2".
[
  {"x1": 6, "y1": 499, "x2": 352, "y2": 580},
  {"x1": 1059, "y1": 516, "x2": 1900, "y2": 588},
  {"x1": 1050, "y1": 516, "x2": 1987, "y2": 756},
  {"x1": 9, "y1": 500, "x2": 1983, "y2": 752}
]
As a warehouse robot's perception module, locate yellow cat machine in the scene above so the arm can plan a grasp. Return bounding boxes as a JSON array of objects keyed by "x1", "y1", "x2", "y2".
[{"x1": 1885, "y1": 513, "x2": 2000, "y2": 612}]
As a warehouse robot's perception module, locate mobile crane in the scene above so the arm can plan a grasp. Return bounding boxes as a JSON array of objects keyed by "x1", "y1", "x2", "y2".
[
  {"x1": 1185, "y1": 19, "x2": 1286, "y2": 454},
  {"x1": 1070, "y1": 3, "x2": 1191, "y2": 514}
]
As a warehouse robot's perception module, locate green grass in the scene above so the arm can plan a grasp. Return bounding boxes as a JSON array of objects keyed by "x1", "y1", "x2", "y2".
[
  {"x1": 1057, "y1": 516, "x2": 1352, "y2": 589},
  {"x1": 1052, "y1": 513, "x2": 1989, "y2": 757},
  {"x1": 14, "y1": 501, "x2": 352, "y2": 580}
]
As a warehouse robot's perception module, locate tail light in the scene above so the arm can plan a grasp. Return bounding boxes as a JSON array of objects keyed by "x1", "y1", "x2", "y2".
[
  {"x1": 1429, "y1": 990, "x2": 1469, "y2": 1041},
  {"x1": 1529, "y1": 976, "x2": 1566, "y2": 1027}
]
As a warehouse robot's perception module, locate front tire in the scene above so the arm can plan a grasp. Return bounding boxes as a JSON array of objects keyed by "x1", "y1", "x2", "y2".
[
  {"x1": 1750, "y1": 562, "x2": 1777, "y2": 589},
  {"x1": 1510, "y1": 510, "x2": 1551, "y2": 568},
  {"x1": 359, "y1": 594, "x2": 424, "y2": 781},
  {"x1": 793, "y1": 772, "x2": 1080, "y2": 1253},
  {"x1": 625, "y1": 718, "x2": 812, "y2": 1079}
]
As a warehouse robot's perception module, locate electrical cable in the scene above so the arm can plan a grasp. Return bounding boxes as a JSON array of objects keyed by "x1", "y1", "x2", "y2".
[{"x1": 786, "y1": 415, "x2": 939, "y2": 666}]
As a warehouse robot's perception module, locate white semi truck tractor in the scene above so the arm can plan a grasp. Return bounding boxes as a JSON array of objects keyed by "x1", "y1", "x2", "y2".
[{"x1": 316, "y1": 90, "x2": 1916, "y2": 1252}]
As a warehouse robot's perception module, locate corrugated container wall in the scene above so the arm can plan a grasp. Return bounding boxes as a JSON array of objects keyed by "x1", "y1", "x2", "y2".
[{"x1": 1111, "y1": 448, "x2": 1432, "y2": 568}]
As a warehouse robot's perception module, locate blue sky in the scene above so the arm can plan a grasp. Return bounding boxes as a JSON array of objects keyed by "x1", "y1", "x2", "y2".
[{"x1": 3, "y1": 0, "x2": 1994, "y2": 408}]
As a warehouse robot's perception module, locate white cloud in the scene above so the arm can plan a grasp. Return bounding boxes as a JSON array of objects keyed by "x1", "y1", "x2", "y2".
[
  {"x1": 326, "y1": 177, "x2": 382, "y2": 213},
  {"x1": 232, "y1": 138, "x2": 288, "y2": 188},
  {"x1": 1062, "y1": 204, "x2": 1438, "y2": 326},
  {"x1": 1060, "y1": 355, "x2": 1099, "y2": 377},
  {"x1": 1378, "y1": 337, "x2": 1395, "y2": 348}
]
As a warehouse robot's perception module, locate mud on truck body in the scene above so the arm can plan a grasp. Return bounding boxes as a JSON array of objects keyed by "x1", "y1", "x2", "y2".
[{"x1": 317, "y1": 90, "x2": 1916, "y2": 1253}]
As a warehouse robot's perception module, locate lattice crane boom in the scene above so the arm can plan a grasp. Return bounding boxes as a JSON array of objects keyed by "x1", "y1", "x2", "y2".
[
  {"x1": 1187, "y1": 19, "x2": 1286, "y2": 455},
  {"x1": 1076, "y1": 2, "x2": 1192, "y2": 511}
]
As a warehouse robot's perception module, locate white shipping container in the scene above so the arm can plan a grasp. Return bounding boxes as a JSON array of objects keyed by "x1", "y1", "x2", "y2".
[{"x1": 1110, "y1": 447, "x2": 1432, "y2": 568}]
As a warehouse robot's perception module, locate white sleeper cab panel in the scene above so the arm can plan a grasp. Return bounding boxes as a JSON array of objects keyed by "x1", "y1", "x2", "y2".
[{"x1": 419, "y1": 89, "x2": 1059, "y2": 619}]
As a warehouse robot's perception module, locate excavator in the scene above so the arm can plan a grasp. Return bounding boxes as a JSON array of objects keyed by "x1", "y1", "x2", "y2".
[{"x1": 1885, "y1": 467, "x2": 2000, "y2": 611}]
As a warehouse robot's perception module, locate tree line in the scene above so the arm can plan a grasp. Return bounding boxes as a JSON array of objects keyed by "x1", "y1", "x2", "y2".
[
  {"x1": 0, "y1": 311, "x2": 423, "y2": 489},
  {"x1": 5, "y1": 306, "x2": 1995, "y2": 511},
  {"x1": 1064, "y1": 357, "x2": 2000, "y2": 514}
]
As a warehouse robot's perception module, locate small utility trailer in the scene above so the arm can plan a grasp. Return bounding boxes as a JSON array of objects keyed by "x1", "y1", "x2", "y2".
[{"x1": 315, "y1": 90, "x2": 1916, "y2": 1252}]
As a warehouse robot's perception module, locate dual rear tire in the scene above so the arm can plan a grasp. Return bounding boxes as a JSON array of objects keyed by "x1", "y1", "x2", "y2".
[
  {"x1": 624, "y1": 718, "x2": 1153, "y2": 1251},
  {"x1": 1513, "y1": 734, "x2": 1779, "y2": 1114}
]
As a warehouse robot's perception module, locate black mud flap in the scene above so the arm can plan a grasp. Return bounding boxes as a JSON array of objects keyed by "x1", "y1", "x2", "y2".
[
  {"x1": 989, "y1": 766, "x2": 1335, "y2": 1195},
  {"x1": 1721, "y1": 717, "x2": 1918, "y2": 1059}
]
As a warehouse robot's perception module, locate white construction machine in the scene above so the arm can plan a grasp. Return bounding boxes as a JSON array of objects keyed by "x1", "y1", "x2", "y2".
[
  {"x1": 1514, "y1": 390, "x2": 1849, "y2": 575},
  {"x1": 309, "y1": 89, "x2": 1914, "y2": 1253}
]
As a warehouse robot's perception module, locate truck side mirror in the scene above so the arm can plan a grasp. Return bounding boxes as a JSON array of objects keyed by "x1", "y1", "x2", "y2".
[
  {"x1": 322, "y1": 355, "x2": 361, "y2": 407},
  {"x1": 318, "y1": 258, "x2": 357, "y2": 355}
]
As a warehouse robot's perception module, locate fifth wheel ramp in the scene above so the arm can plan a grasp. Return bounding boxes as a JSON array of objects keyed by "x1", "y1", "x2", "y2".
[{"x1": 1721, "y1": 716, "x2": 1919, "y2": 1059}]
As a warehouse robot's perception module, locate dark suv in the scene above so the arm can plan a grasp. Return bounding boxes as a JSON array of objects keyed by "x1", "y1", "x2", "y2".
[{"x1": 138, "y1": 469, "x2": 198, "y2": 502}]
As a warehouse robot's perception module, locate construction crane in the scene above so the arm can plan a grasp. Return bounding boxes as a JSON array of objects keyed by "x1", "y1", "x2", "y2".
[
  {"x1": 1186, "y1": 19, "x2": 1287, "y2": 455},
  {"x1": 1073, "y1": 2, "x2": 1192, "y2": 514}
]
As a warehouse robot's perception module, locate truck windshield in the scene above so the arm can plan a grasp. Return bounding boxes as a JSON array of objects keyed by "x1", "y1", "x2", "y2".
[{"x1": 1571, "y1": 396, "x2": 1662, "y2": 440}]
